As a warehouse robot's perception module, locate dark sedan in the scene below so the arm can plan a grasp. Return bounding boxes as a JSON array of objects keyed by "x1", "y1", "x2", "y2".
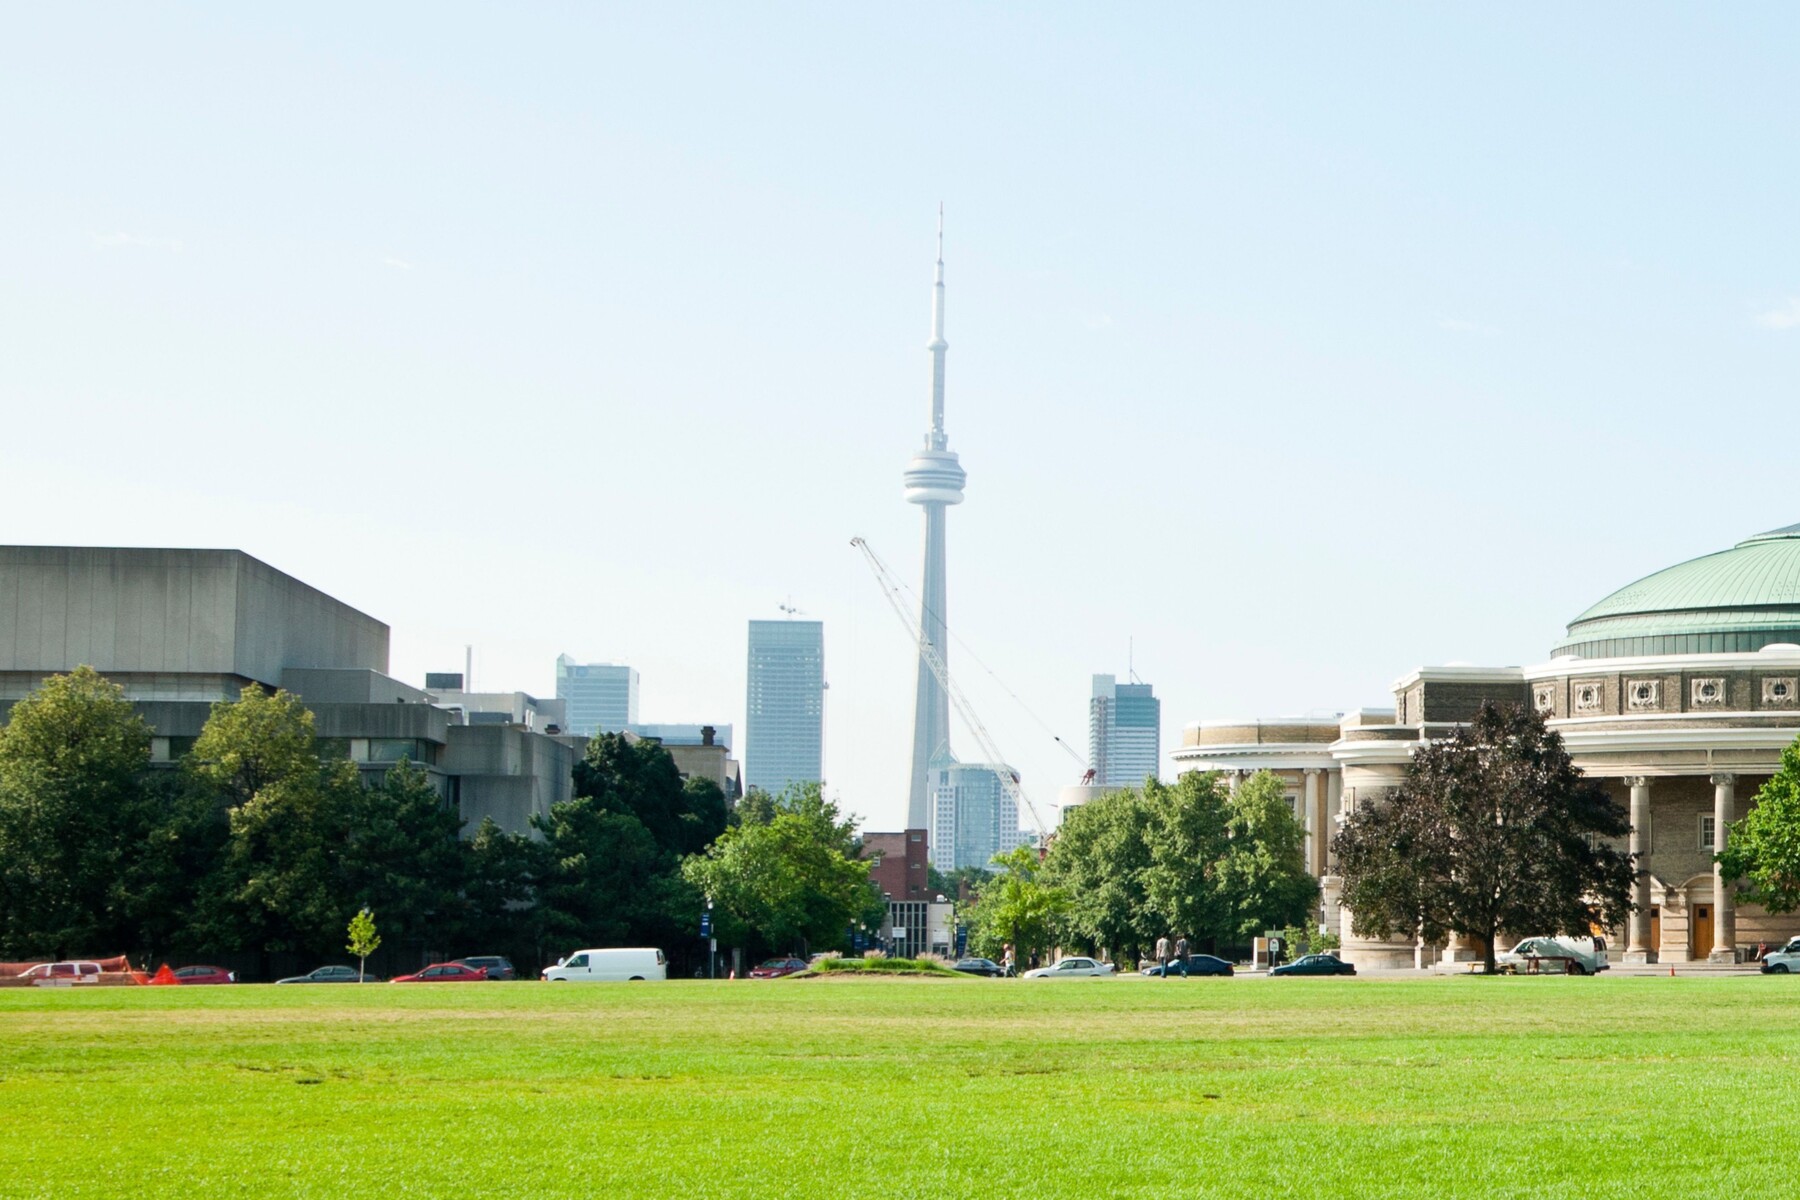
[
  {"x1": 1142, "y1": 954, "x2": 1235, "y2": 978},
  {"x1": 1269, "y1": 953, "x2": 1357, "y2": 977},
  {"x1": 453, "y1": 956, "x2": 517, "y2": 981},
  {"x1": 952, "y1": 958, "x2": 1005, "y2": 977},
  {"x1": 274, "y1": 965, "x2": 378, "y2": 984}
]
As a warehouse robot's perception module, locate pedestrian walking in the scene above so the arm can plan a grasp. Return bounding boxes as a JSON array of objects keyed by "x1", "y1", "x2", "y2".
[
  {"x1": 1174, "y1": 935, "x2": 1189, "y2": 974},
  {"x1": 1156, "y1": 934, "x2": 1171, "y2": 978}
]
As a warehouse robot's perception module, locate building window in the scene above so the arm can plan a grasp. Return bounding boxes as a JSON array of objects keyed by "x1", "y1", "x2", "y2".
[
  {"x1": 1575, "y1": 683, "x2": 1603, "y2": 713},
  {"x1": 1533, "y1": 685, "x2": 1555, "y2": 714},
  {"x1": 1699, "y1": 814, "x2": 1716, "y2": 851},
  {"x1": 1764, "y1": 677, "x2": 1797, "y2": 707},
  {"x1": 1627, "y1": 680, "x2": 1660, "y2": 711},
  {"x1": 1691, "y1": 678, "x2": 1725, "y2": 707}
]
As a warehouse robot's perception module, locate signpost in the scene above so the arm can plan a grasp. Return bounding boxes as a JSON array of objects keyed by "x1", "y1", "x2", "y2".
[{"x1": 702, "y1": 900, "x2": 715, "y2": 979}]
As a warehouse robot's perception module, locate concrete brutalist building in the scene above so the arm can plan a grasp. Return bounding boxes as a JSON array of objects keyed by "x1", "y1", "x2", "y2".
[
  {"x1": 1175, "y1": 522, "x2": 1800, "y2": 969},
  {"x1": 0, "y1": 546, "x2": 582, "y2": 837}
]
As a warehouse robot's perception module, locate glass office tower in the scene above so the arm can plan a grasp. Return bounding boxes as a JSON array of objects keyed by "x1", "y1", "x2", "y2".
[
  {"x1": 1089, "y1": 674, "x2": 1161, "y2": 787},
  {"x1": 745, "y1": 619, "x2": 824, "y2": 793},
  {"x1": 554, "y1": 655, "x2": 639, "y2": 737}
]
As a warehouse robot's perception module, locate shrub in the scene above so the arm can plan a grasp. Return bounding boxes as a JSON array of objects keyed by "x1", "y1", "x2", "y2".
[{"x1": 803, "y1": 957, "x2": 963, "y2": 977}]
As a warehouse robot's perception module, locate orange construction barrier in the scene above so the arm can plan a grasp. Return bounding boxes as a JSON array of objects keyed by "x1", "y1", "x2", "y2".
[{"x1": 149, "y1": 964, "x2": 179, "y2": 986}]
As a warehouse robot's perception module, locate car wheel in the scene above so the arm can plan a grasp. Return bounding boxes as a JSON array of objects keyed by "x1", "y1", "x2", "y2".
[
  {"x1": 1567, "y1": 962, "x2": 1586, "y2": 976},
  {"x1": 629, "y1": 976, "x2": 644, "y2": 981},
  {"x1": 1775, "y1": 964, "x2": 1791, "y2": 974}
]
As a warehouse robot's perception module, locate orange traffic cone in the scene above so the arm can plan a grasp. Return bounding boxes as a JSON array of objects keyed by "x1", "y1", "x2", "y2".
[{"x1": 150, "y1": 964, "x2": 178, "y2": 986}]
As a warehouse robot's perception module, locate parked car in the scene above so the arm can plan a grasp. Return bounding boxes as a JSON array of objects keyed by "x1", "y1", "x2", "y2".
[
  {"x1": 172, "y1": 965, "x2": 235, "y2": 985},
  {"x1": 951, "y1": 957, "x2": 1005, "y2": 978},
  {"x1": 1494, "y1": 936, "x2": 1609, "y2": 975},
  {"x1": 19, "y1": 962, "x2": 103, "y2": 986},
  {"x1": 391, "y1": 962, "x2": 490, "y2": 984},
  {"x1": 541, "y1": 948, "x2": 667, "y2": 982},
  {"x1": 1142, "y1": 954, "x2": 1235, "y2": 978},
  {"x1": 1270, "y1": 953, "x2": 1357, "y2": 977},
  {"x1": 453, "y1": 956, "x2": 517, "y2": 981},
  {"x1": 1763, "y1": 944, "x2": 1800, "y2": 974},
  {"x1": 274, "y1": 965, "x2": 378, "y2": 984},
  {"x1": 1022, "y1": 956, "x2": 1116, "y2": 979},
  {"x1": 748, "y1": 957, "x2": 809, "y2": 979}
]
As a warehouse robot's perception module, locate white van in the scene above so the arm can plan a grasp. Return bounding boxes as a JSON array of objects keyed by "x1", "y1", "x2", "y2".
[{"x1": 541, "y1": 948, "x2": 666, "y2": 982}]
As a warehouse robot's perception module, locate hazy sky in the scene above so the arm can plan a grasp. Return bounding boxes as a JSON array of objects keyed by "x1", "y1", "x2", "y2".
[{"x1": 6, "y1": 7, "x2": 1800, "y2": 833}]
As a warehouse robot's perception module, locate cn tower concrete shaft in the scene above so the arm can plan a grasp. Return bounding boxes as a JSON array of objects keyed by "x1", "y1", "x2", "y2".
[{"x1": 903, "y1": 209, "x2": 966, "y2": 829}]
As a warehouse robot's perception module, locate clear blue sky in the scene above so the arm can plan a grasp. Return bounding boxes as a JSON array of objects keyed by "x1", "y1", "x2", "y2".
[{"x1": 5, "y1": 7, "x2": 1799, "y2": 833}]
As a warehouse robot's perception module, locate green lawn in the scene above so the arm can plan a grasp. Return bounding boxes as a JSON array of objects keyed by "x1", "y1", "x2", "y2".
[{"x1": 3, "y1": 974, "x2": 1797, "y2": 1198}]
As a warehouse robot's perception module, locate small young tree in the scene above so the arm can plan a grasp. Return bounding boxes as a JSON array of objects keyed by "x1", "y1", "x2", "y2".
[
  {"x1": 346, "y1": 907, "x2": 380, "y2": 982},
  {"x1": 1719, "y1": 735, "x2": 1800, "y2": 913},
  {"x1": 1334, "y1": 702, "x2": 1634, "y2": 975}
]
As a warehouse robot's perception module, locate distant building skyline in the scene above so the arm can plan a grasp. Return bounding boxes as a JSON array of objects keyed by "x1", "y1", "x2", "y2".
[
  {"x1": 1089, "y1": 674, "x2": 1161, "y2": 787},
  {"x1": 744, "y1": 619, "x2": 824, "y2": 794},
  {"x1": 554, "y1": 655, "x2": 639, "y2": 737}
]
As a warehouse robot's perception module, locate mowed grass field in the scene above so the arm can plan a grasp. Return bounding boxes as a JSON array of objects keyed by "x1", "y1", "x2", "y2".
[{"x1": 4, "y1": 975, "x2": 1799, "y2": 1199}]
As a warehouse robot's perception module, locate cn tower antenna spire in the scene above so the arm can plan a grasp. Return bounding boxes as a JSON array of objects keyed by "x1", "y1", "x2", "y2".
[{"x1": 903, "y1": 205, "x2": 967, "y2": 829}]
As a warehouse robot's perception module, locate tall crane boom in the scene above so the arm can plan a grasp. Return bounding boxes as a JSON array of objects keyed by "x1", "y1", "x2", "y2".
[{"x1": 850, "y1": 536, "x2": 1049, "y2": 843}]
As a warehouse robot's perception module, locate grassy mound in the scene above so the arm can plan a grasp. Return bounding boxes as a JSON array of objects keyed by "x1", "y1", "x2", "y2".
[{"x1": 802, "y1": 956, "x2": 965, "y2": 977}]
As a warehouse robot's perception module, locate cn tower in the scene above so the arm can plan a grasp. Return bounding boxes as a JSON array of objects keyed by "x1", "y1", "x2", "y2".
[{"x1": 903, "y1": 206, "x2": 967, "y2": 829}]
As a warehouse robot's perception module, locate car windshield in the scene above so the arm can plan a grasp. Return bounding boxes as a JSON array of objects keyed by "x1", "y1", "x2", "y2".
[{"x1": 565, "y1": 954, "x2": 588, "y2": 968}]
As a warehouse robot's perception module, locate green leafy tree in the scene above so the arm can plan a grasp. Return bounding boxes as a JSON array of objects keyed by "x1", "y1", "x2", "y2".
[
  {"x1": 927, "y1": 864, "x2": 988, "y2": 902},
  {"x1": 1041, "y1": 787, "x2": 1157, "y2": 963},
  {"x1": 1140, "y1": 771, "x2": 1232, "y2": 949},
  {"x1": 347, "y1": 906, "x2": 380, "y2": 981},
  {"x1": 1719, "y1": 736, "x2": 1800, "y2": 913},
  {"x1": 339, "y1": 759, "x2": 464, "y2": 949},
  {"x1": 965, "y1": 845, "x2": 1067, "y2": 967},
  {"x1": 681, "y1": 783, "x2": 882, "y2": 956},
  {"x1": 1334, "y1": 702, "x2": 1634, "y2": 975},
  {"x1": 1212, "y1": 772, "x2": 1320, "y2": 944},
  {"x1": 457, "y1": 816, "x2": 538, "y2": 956},
  {"x1": 731, "y1": 787, "x2": 778, "y2": 829},
  {"x1": 184, "y1": 686, "x2": 357, "y2": 957},
  {"x1": 0, "y1": 666, "x2": 153, "y2": 958}
]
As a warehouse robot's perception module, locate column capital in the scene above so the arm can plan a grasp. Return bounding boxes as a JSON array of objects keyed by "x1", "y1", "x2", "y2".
[
  {"x1": 1302, "y1": 766, "x2": 1323, "y2": 777},
  {"x1": 1624, "y1": 775, "x2": 1650, "y2": 789},
  {"x1": 1711, "y1": 772, "x2": 1738, "y2": 787}
]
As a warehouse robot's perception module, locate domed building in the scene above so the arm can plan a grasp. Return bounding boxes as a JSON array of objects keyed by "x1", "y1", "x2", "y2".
[{"x1": 1173, "y1": 523, "x2": 1800, "y2": 968}]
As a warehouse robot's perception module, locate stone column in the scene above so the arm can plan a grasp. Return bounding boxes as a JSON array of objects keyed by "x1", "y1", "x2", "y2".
[
  {"x1": 1303, "y1": 768, "x2": 1325, "y2": 876},
  {"x1": 1712, "y1": 773, "x2": 1737, "y2": 963},
  {"x1": 1623, "y1": 776, "x2": 1654, "y2": 964},
  {"x1": 1325, "y1": 770, "x2": 1343, "y2": 871}
]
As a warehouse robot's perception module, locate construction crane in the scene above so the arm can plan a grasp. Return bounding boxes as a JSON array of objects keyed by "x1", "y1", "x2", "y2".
[{"x1": 850, "y1": 536, "x2": 1050, "y2": 844}]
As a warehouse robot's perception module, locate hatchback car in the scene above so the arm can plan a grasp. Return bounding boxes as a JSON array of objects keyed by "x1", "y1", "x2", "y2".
[
  {"x1": 1142, "y1": 954, "x2": 1235, "y2": 978},
  {"x1": 453, "y1": 956, "x2": 517, "y2": 981},
  {"x1": 748, "y1": 957, "x2": 809, "y2": 979},
  {"x1": 1269, "y1": 953, "x2": 1356, "y2": 977},
  {"x1": 951, "y1": 958, "x2": 1005, "y2": 977},
  {"x1": 1022, "y1": 956, "x2": 1115, "y2": 979},
  {"x1": 391, "y1": 962, "x2": 489, "y2": 984},
  {"x1": 274, "y1": 965, "x2": 376, "y2": 984},
  {"x1": 172, "y1": 965, "x2": 235, "y2": 985}
]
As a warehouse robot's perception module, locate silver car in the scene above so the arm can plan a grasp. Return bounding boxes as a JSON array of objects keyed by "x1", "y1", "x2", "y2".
[{"x1": 1022, "y1": 956, "x2": 1116, "y2": 979}]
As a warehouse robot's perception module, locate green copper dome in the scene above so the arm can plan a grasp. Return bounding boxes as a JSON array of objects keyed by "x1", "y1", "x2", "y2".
[{"x1": 1555, "y1": 523, "x2": 1800, "y2": 658}]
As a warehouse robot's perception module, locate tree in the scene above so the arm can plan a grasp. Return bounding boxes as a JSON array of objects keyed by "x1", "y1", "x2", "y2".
[
  {"x1": 681, "y1": 783, "x2": 882, "y2": 956},
  {"x1": 1719, "y1": 736, "x2": 1800, "y2": 913},
  {"x1": 338, "y1": 759, "x2": 464, "y2": 949},
  {"x1": 184, "y1": 686, "x2": 357, "y2": 958},
  {"x1": 965, "y1": 845, "x2": 1067, "y2": 967},
  {"x1": 1040, "y1": 787, "x2": 1157, "y2": 962},
  {"x1": 1139, "y1": 772, "x2": 1231, "y2": 950},
  {"x1": 347, "y1": 907, "x2": 380, "y2": 982},
  {"x1": 1334, "y1": 702, "x2": 1634, "y2": 974},
  {"x1": 457, "y1": 816, "x2": 537, "y2": 955},
  {"x1": 0, "y1": 666, "x2": 154, "y2": 958},
  {"x1": 1211, "y1": 772, "x2": 1320, "y2": 944}
]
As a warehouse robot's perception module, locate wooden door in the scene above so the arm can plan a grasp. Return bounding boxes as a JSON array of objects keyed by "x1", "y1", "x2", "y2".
[
  {"x1": 1692, "y1": 905, "x2": 1713, "y2": 959},
  {"x1": 1650, "y1": 908, "x2": 1662, "y2": 954}
]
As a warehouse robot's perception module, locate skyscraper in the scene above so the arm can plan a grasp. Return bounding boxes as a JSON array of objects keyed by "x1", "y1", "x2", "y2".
[
  {"x1": 554, "y1": 655, "x2": 639, "y2": 736},
  {"x1": 1089, "y1": 674, "x2": 1161, "y2": 787},
  {"x1": 745, "y1": 618, "x2": 824, "y2": 794},
  {"x1": 929, "y1": 761, "x2": 1023, "y2": 874},
  {"x1": 904, "y1": 208, "x2": 967, "y2": 829}
]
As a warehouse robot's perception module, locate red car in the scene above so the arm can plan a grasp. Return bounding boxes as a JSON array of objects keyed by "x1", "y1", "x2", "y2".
[
  {"x1": 748, "y1": 957, "x2": 809, "y2": 979},
  {"x1": 390, "y1": 962, "x2": 490, "y2": 983},
  {"x1": 173, "y1": 965, "x2": 235, "y2": 985}
]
